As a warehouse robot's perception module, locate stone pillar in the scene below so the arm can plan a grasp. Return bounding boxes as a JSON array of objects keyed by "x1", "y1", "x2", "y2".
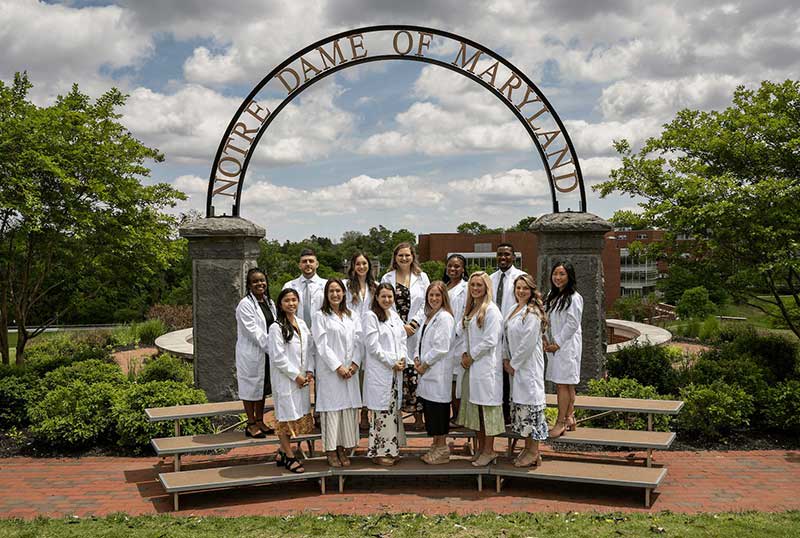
[
  {"x1": 180, "y1": 217, "x2": 265, "y2": 402},
  {"x1": 532, "y1": 212, "x2": 612, "y2": 390}
]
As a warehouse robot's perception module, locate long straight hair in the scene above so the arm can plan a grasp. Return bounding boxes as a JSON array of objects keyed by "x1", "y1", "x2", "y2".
[
  {"x1": 321, "y1": 278, "x2": 352, "y2": 317},
  {"x1": 424, "y1": 280, "x2": 454, "y2": 318},
  {"x1": 370, "y1": 282, "x2": 396, "y2": 323},
  {"x1": 390, "y1": 242, "x2": 422, "y2": 275},
  {"x1": 346, "y1": 251, "x2": 377, "y2": 304},
  {"x1": 545, "y1": 261, "x2": 577, "y2": 312},
  {"x1": 463, "y1": 271, "x2": 493, "y2": 328},
  {"x1": 441, "y1": 253, "x2": 468, "y2": 284},
  {"x1": 275, "y1": 288, "x2": 300, "y2": 342},
  {"x1": 513, "y1": 273, "x2": 548, "y2": 331}
]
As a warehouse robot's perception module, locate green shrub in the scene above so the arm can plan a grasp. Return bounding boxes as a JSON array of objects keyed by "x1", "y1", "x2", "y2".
[
  {"x1": 716, "y1": 323, "x2": 757, "y2": 344},
  {"x1": 676, "y1": 286, "x2": 716, "y2": 320},
  {"x1": 688, "y1": 347, "x2": 770, "y2": 407},
  {"x1": 28, "y1": 381, "x2": 118, "y2": 449},
  {"x1": 137, "y1": 354, "x2": 193, "y2": 385},
  {"x1": 0, "y1": 375, "x2": 33, "y2": 429},
  {"x1": 677, "y1": 382, "x2": 754, "y2": 439},
  {"x1": 583, "y1": 377, "x2": 671, "y2": 431},
  {"x1": 112, "y1": 381, "x2": 210, "y2": 453},
  {"x1": 698, "y1": 315, "x2": 721, "y2": 342},
  {"x1": 762, "y1": 380, "x2": 800, "y2": 434},
  {"x1": 729, "y1": 331, "x2": 799, "y2": 383},
  {"x1": 135, "y1": 319, "x2": 169, "y2": 346},
  {"x1": 36, "y1": 359, "x2": 126, "y2": 398},
  {"x1": 606, "y1": 343, "x2": 681, "y2": 395},
  {"x1": 110, "y1": 324, "x2": 140, "y2": 348},
  {"x1": 24, "y1": 333, "x2": 112, "y2": 376}
]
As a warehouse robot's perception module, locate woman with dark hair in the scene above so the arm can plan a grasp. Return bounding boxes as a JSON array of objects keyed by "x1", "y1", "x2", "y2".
[
  {"x1": 235, "y1": 268, "x2": 276, "y2": 438},
  {"x1": 543, "y1": 261, "x2": 583, "y2": 438},
  {"x1": 346, "y1": 252, "x2": 377, "y2": 321},
  {"x1": 503, "y1": 273, "x2": 548, "y2": 467},
  {"x1": 268, "y1": 288, "x2": 314, "y2": 474},
  {"x1": 456, "y1": 271, "x2": 504, "y2": 467},
  {"x1": 443, "y1": 254, "x2": 468, "y2": 420},
  {"x1": 311, "y1": 278, "x2": 363, "y2": 467},
  {"x1": 363, "y1": 282, "x2": 408, "y2": 466},
  {"x1": 415, "y1": 281, "x2": 455, "y2": 464},
  {"x1": 381, "y1": 242, "x2": 430, "y2": 430}
]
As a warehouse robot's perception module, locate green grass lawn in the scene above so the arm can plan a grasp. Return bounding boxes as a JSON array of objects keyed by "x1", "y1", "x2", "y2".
[{"x1": 1, "y1": 513, "x2": 799, "y2": 538}]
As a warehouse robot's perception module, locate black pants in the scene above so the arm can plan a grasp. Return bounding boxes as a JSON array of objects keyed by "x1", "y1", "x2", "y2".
[
  {"x1": 502, "y1": 370, "x2": 511, "y2": 424},
  {"x1": 420, "y1": 397, "x2": 450, "y2": 436}
]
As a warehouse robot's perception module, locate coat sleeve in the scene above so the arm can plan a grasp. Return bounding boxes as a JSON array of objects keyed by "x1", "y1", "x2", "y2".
[
  {"x1": 509, "y1": 314, "x2": 540, "y2": 371},
  {"x1": 411, "y1": 272, "x2": 431, "y2": 327},
  {"x1": 312, "y1": 312, "x2": 342, "y2": 372},
  {"x1": 268, "y1": 324, "x2": 301, "y2": 380},
  {"x1": 421, "y1": 314, "x2": 454, "y2": 366},
  {"x1": 364, "y1": 313, "x2": 395, "y2": 369},
  {"x1": 553, "y1": 294, "x2": 583, "y2": 348},
  {"x1": 236, "y1": 299, "x2": 269, "y2": 352},
  {"x1": 352, "y1": 315, "x2": 364, "y2": 368},
  {"x1": 453, "y1": 317, "x2": 467, "y2": 355},
  {"x1": 471, "y1": 307, "x2": 502, "y2": 361}
]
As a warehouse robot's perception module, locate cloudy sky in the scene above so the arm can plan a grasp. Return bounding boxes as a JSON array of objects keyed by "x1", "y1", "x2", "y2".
[{"x1": 2, "y1": 0, "x2": 799, "y2": 241}]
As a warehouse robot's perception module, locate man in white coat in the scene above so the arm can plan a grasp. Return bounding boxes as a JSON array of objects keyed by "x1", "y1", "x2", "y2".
[
  {"x1": 282, "y1": 248, "x2": 327, "y2": 373},
  {"x1": 490, "y1": 242, "x2": 526, "y2": 423}
]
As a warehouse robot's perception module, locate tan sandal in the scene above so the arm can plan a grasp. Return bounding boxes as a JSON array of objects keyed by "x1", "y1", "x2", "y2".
[
  {"x1": 326, "y1": 451, "x2": 342, "y2": 468},
  {"x1": 337, "y1": 447, "x2": 351, "y2": 467},
  {"x1": 372, "y1": 456, "x2": 396, "y2": 467},
  {"x1": 514, "y1": 450, "x2": 543, "y2": 468},
  {"x1": 548, "y1": 418, "x2": 567, "y2": 438},
  {"x1": 471, "y1": 451, "x2": 498, "y2": 467},
  {"x1": 567, "y1": 414, "x2": 577, "y2": 431}
]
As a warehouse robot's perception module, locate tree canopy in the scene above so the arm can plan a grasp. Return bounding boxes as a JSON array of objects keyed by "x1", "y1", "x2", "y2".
[
  {"x1": 596, "y1": 79, "x2": 800, "y2": 337},
  {"x1": 0, "y1": 73, "x2": 185, "y2": 362}
]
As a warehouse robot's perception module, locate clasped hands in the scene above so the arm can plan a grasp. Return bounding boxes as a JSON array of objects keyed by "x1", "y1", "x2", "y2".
[
  {"x1": 503, "y1": 358, "x2": 515, "y2": 376},
  {"x1": 460, "y1": 352, "x2": 473, "y2": 369},
  {"x1": 413, "y1": 357, "x2": 429, "y2": 375},
  {"x1": 336, "y1": 363, "x2": 359, "y2": 379},
  {"x1": 294, "y1": 370, "x2": 315, "y2": 388}
]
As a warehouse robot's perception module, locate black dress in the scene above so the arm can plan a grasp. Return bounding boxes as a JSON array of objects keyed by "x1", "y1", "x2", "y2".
[
  {"x1": 395, "y1": 283, "x2": 422, "y2": 414},
  {"x1": 258, "y1": 300, "x2": 276, "y2": 397}
]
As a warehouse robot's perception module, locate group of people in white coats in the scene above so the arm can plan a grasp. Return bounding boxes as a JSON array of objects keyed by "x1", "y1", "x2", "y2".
[{"x1": 234, "y1": 242, "x2": 584, "y2": 473}]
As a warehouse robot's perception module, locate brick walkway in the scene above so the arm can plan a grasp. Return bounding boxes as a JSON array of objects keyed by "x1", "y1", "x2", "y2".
[{"x1": 1, "y1": 444, "x2": 798, "y2": 518}]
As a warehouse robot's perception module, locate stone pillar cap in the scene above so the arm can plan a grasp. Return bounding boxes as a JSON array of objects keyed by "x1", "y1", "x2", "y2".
[
  {"x1": 531, "y1": 212, "x2": 612, "y2": 233},
  {"x1": 179, "y1": 217, "x2": 265, "y2": 239}
]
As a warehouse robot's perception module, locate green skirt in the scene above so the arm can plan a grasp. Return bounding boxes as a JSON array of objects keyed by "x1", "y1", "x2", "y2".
[{"x1": 455, "y1": 369, "x2": 506, "y2": 436}]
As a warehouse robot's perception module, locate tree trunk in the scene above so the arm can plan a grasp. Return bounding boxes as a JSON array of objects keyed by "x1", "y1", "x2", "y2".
[
  {"x1": 766, "y1": 274, "x2": 800, "y2": 340},
  {"x1": 14, "y1": 327, "x2": 28, "y2": 365}
]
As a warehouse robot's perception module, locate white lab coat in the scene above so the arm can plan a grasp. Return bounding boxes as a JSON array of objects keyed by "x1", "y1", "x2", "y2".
[
  {"x1": 415, "y1": 309, "x2": 455, "y2": 403},
  {"x1": 311, "y1": 311, "x2": 363, "y2": 413},
  {"x1": 283, "y1": 274, "x2": 327, "y2": 372},
  {"x1": 268, "y1": 320, "x2": 312, "y2": 422},
  {"x1": 490, "y1": 266, "x2": 527, "y2": 318},
  {"x1": 503, "y1": 306, "x2": 546, "y2": 407},
  {"x1": 380, "y1": 270, "x2": 430, "y2": 357},
  {"x1": 235, "y1": 294, "x2": 276, "y2": 401},
  {"x1": 457, "y1": 302, "x2": 503, "y2": 406},
  {"x1": 345, "y1": 284, "x2": 374, "y2": 322},
  {"x1": 545, "y1": 292, "x2": 584, "y2": 385},
  {"x1": 362, "y1": 310, "x2": 408, "y2": 411},
  {"x1": 448, "y1": 280, "x2": 468, "y2": 396}
]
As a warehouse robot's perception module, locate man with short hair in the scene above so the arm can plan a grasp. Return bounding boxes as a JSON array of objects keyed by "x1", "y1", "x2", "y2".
[
  {"x1": 490, "y1": 243, "x2": 526, "y2": 423},
  {"x1": 283, "y1": 248, "x2": 327, "y2": 373}
]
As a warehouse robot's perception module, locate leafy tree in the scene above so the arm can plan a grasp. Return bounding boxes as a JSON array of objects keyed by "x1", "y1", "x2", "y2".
[
  {"x1": 420, "y1": 260, "x2": 445, "y2": 281},
  {"x1": 0, "y1": 73, "x2": 184, "y2": 363},
  {"x1": 506, "y1": 216, "x2": 538, "y2": 232},
  {"x1": 608, "y1": 209, "x2": 651, "y2": 230},
  {"x1": 595, "y1": 80, "x2": 800, "y2": 338},
  {"x1": 676, "y1": 286, "x2": 716, "y2": 320},
  {"x1": 456, "y1": 221, "x2": 504, "y2": 235}
]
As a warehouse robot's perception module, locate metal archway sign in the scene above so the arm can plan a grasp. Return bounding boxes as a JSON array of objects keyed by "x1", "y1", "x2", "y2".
[{"x1": 206, "y1": 25, "x2": 587, "y2": 217}]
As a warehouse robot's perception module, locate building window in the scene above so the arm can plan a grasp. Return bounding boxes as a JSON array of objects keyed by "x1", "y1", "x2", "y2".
[
  {"x1": 617, "y1": 234, "x2": 628, "y2": 240},
  {"x1": 449, "y1": 252, "x2": 522, "y2": 271},
  {"x1": 637, "y1": 233, "x2": 648, "y2": 239},
  {"x1": 474, "y1": 243, "x2": 492, "y2": 253}
]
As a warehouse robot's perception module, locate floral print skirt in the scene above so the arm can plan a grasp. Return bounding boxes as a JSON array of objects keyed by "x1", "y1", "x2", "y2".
[
  {"x1": 401, "y1": 365, "x2": 423, "y2": 414},
  {"x1": 275, "y1": 412, "x2": 315, "y2": 438},
  {"x1": 368, "y1": 380, "x2": 407, "y2": 458},
  {"x1": 511, "y1": 403, "x2": 549, "y2": 441}
]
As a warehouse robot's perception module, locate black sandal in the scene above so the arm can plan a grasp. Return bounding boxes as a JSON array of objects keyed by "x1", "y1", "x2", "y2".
[
  {"x1": 245, "y1": 422, "x2": 266, "y2": 438},
  {"x1": 275, "y1": 449, "x2": 286, "y2": 467},
  {"x1": 284, "y1": 456, "x2": 305, "y2": 474}
]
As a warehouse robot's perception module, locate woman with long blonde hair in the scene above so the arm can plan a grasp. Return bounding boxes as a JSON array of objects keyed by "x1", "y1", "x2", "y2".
[
  {"x1": 455, "y1": 271, "x2": 504, "y2": 467},
  {"x1": 503, "y1": 273, "x2": 548, "y2": 467}
]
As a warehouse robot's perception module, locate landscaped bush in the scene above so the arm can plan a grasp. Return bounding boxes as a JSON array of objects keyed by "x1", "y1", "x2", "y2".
[
  {"x1": 698, "y1": 315, "x2": 721, "y2": 342},
  {"x1": 0, "y1": 375, "x2": 33, "y2": 429},
  {"x1": 137, "y1": 354, "x2": 193, "y2": 385},
  {"x1": 677, "y1": 381, "x2": 754, "y2": 439},
  {"x1": 36, "y1": 359, "x2": 126, "y2": 397},
  {"x1": 135, "y1": 319, "x2": 169, "y2": 346},
  {"x1": 688, "y1": 347, "x2": 770, "y2": 407},
  {"x1": 28, "y1": 381, "x2": 119, "y2": 449},
  {"x1": 147, "y1": 304, "x2": 192, "y2": 331},
  {"x1": 110, "y1": 324, "x2": 140, "y2": 348},
  {"x1": 24, "y1": 333, "x2": 112, "y2": 376},
  {"x1": 606, "y1": 343, "x2": 681, "y2": 395},
  {"x1": 729, "y1": 331, "x2": 799, "y2": 383},
  {"x1": 112, "y1": 381, "x2": 210, "y2": 453},
  {"x1": 676, "y1": 286, "x2": 716, "y2": 320},
  {"x1": 762, "y1": 380, "x2": 800, "y2": 434},
  {"x1": 583, "y1": 377, "x2": 671, "y2": 431},
  {"x1": 716, "y1": 323, "x2": 757, "y2": 344}
]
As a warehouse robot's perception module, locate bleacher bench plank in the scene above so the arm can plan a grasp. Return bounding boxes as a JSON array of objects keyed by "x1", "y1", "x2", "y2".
[
  {"x1": 146, "y1": 398, "x2": 273, "y2": 422},
  {"x1": 547, "y1": 394, "x2": 683, "y2": 414},
  {"x1": 152, "y1": 430, "x2": 322, "y2": 455},
  {"x1": 510, "y1": 427, "x2": 675, "y2": 450}
]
